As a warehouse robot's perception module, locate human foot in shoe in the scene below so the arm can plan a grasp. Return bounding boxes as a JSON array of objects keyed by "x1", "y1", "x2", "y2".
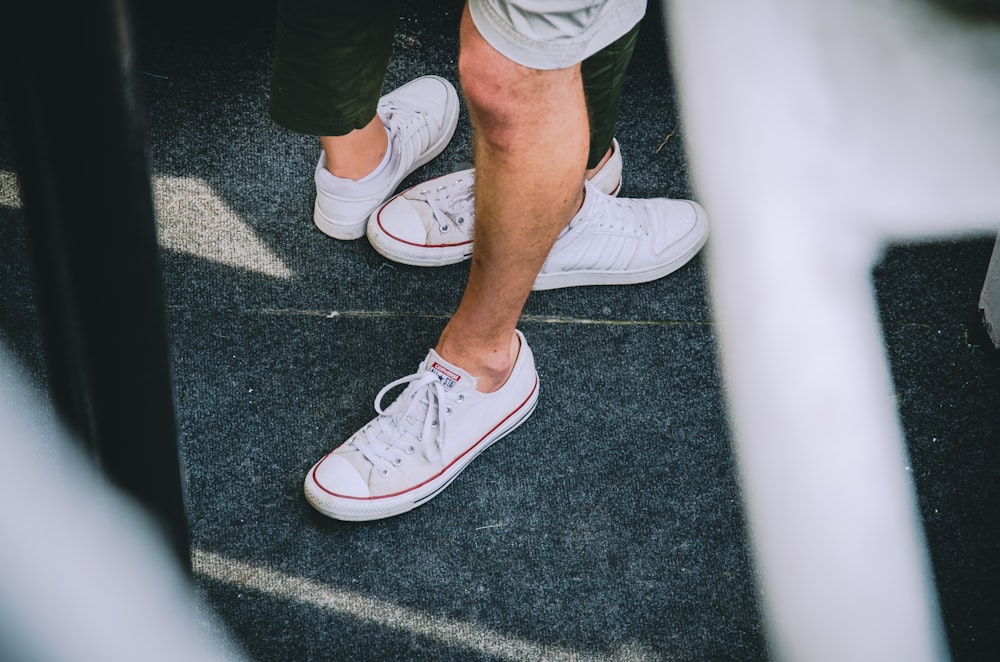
[
  {"x1": 313, "y1": 75, "x2": 460, "y2": 240},
  {"x1": 366, "y1": 138, "x2": 625, "y2": 266},
  {"x1": 304, "y1": 331, "x2": 539, "y2": 521},
  {"x1": 532, "y1": 179, "x2": 709, "y2": 290}
]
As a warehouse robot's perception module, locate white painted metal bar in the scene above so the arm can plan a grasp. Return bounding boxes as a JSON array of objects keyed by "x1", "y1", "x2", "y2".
[
  {"x1": 0, "y1": 345, "x2": 246, "y2": 662},
  {"x1": 663, "y1": 1, "x2": 1000, "y2": 660}
]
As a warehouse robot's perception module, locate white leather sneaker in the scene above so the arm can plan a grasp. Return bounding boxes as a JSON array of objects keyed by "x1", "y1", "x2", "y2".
[
  {"x1": 313, "y1": 75, "x2": 460, "y2": 240},
  {"x1": 532, "y1": 179, "x2": 709, "y2": 290},
  {"x1": 366, "y1": 138, "x2": 624, "y2": 266},
  {"x1": 304, "y1": 331, "x2": 539, "y2": 521}
]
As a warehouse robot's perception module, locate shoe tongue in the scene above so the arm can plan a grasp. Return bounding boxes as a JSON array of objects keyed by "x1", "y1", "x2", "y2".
[{"x1": 424, "y1": 349, "x2": 476, "y2": 392}]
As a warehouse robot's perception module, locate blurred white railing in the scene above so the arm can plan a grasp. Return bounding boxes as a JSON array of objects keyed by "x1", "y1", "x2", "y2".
[{"x1": 664, "y1": 1, "x2": 1000, "y2": 660}]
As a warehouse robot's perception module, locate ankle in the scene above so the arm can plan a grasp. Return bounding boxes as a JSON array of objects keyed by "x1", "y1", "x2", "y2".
[
  {"x1": 320, "y1": 117, "x2": 390, "y2": 180},
  {"x1": 435, "y1": 332, "x2": 519, "y2": 394}
]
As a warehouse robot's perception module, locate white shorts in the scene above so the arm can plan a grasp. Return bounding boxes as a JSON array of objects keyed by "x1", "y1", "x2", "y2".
[{"x1": 468, "y1": 0, "x2": 647, "y2": 70}]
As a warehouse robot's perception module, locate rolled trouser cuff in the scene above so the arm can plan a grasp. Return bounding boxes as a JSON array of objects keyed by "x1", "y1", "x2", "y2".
[{"x1": 582, "y1": 21, "x2": 640, "y2": 169}]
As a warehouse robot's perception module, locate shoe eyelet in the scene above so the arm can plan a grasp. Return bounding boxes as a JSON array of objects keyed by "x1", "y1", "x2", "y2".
[
  {"x1": 445, "y1": 406, "x2": 453, "y2": 416},
  {"x1": 455, "y1": 215, "x2": 466, "y2": 226},
  {"x1": 378, "y1": 468, "x2": 389, "y2": 477},
  {"x1": 455, "y1": 394, "x2": 465, "y2": 403},
  {"x1": 440, "y1": 224, "x2": 450, "y2": 233},
  {"x1": 392, "y1": 457, "x2": 402, "y2": 466},
  {"x1": 431, "y1": 419, "x2": 439, "y2": 427},
  {"x1": 405, "y1": 445, "x2": 415, "y2": 455}
]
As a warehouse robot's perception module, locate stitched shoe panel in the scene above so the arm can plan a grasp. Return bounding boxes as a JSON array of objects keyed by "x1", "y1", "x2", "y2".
[
  {"x1": 366, "y1": 139, "x2": 624, "y2": 267},
  {"x1": 304, "y1": 330, "x2": 539, "y2": 521},
  {"x1": 313, "y1": 75, "x2": 460, "y2": 240},
  {"x1": 532, "y1": 179, "x2": 710, "y2": 290}
]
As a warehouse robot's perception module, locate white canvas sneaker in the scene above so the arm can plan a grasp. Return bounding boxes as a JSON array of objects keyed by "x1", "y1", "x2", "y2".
[
  {"x1": 532, "y1": 179, "x2": 709, "y2": 290},
  {"x1": 313, "y1": 75, "x2": 460, "y2": 240},
  {"x1": 304, "y1": 330, "x2": 539, "y2": 521},
  {"x1": 366, "y1": 138, "x2": 625, "y2": 266}
]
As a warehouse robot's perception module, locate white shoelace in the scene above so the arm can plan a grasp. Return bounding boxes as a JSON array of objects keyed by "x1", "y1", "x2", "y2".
[
  {"x1": 421, "y1": 174, "x2": 475, "y2": 234},
  {"x1": 381, "y1": 101, "x2": 430, "y2": 151},
  {"x1": 582, "y1": 193, "x2": 652, "y2": 237},
  {"x1": 352, "y1": 371, "x2": 456, "y2": 475}
]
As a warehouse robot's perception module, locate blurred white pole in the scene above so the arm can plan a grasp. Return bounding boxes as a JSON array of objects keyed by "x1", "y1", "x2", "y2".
[
  {"x1": 0, "y1": 347, "x2": 246, "y2": 662},
  {"x1": 664, "y1": 0, "x2": 1000, "y2": 660}
]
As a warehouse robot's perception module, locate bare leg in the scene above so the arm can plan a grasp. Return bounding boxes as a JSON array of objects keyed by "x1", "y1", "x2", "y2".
[
  {"x1": 318, "y1": 115, "x2": 388, "y2": 180},
  {"x1": 435, "y1": 4, "x2": 590, "y2": 392}
]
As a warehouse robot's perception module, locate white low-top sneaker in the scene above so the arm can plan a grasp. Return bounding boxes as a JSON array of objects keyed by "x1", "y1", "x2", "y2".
[
  {"x1": 366, "y1": 138, "x2": 625, "y2": 266},
  {"x1": 532, "y1": 179, "x2": 709, "y2": 290},
  {"x1": 304, "y1": 330, "x2": 539, "y2": 521},
  {"x1": 313, "y1": 75, "x2": 460, "y2": 240}
]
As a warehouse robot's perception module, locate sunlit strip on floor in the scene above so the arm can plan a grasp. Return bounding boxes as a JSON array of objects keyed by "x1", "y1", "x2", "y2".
[
  {"x1": 1, "y1": 172, "x2": 294, "y2": 280},
  {"x1": 152, "y1": 175, "x2": 294, "y2": 279},
  {"x1": 0, "y1": 171, "x2": 22, "y2": 208},
  {"x1": 192, "y1": 549, "x2": 658, "y2": 662}
]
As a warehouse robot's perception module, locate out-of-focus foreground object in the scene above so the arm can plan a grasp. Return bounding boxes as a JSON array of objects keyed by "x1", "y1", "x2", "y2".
[
  {"x1": 0, "y1": 0, "x2": 191, "y2": 568},
  {"x1": 0, "y1": 344, "x2": 247, "y2": 662},
  {"x1": 664, "y1": 0, "x2": 1000, "y2": 660}
]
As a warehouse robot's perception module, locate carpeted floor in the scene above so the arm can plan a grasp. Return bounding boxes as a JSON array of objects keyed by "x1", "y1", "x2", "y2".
[{"x1": 1, "y1": 1, "x2": 997, "y2": 660}]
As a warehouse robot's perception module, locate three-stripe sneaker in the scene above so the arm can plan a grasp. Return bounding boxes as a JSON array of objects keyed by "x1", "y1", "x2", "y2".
[{"x1": 532, "y1": 179, "x2": 709, "y2": 290}]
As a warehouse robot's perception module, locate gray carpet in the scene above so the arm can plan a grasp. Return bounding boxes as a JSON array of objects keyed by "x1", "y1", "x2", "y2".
[{"x1": 1, "y1": 1, "x2": 998, "y2": 660}]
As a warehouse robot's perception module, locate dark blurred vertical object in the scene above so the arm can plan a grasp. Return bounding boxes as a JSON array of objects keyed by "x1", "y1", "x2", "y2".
[
  {"x1": 0, "y1": 0, "x2": 191, "y2": 571},
  {"x1": 932, "y1": 0, "x2": 1000, "y2": 18}
]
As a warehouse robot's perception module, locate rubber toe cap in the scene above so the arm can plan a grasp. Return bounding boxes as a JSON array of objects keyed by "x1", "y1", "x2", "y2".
[
  {"x1": 310, "y1": 454, "x2": 371, "y2": 499},
  {"x1": 373, "y1": 198, "x2": 428, "y2": 245}
]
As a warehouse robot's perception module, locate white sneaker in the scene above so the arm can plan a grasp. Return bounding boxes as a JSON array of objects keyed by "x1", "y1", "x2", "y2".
[
  {"x1": 532, "y1": 179, "x2": 709, "y2": 290},
  {"x1": 304, "y1": 331, "x2": 539, "y2": 521},
  {"x1": 366, "y1": 138, "x2": 625, "y2": 266},
  {"x1": 313, "y1": 75, "x2": 460, "y2": 240}
]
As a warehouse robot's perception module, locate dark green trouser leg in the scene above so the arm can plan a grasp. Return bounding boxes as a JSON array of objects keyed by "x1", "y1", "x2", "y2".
[
  {"x1": 270, "y1": 1, "x2": 640, "y2": 165},
  {"x1": 269, "y1": 2, "x2": 401, "y2": 136},
  {"x1": 581, "y1": 21, "x2": 641, "y2": 169}
]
